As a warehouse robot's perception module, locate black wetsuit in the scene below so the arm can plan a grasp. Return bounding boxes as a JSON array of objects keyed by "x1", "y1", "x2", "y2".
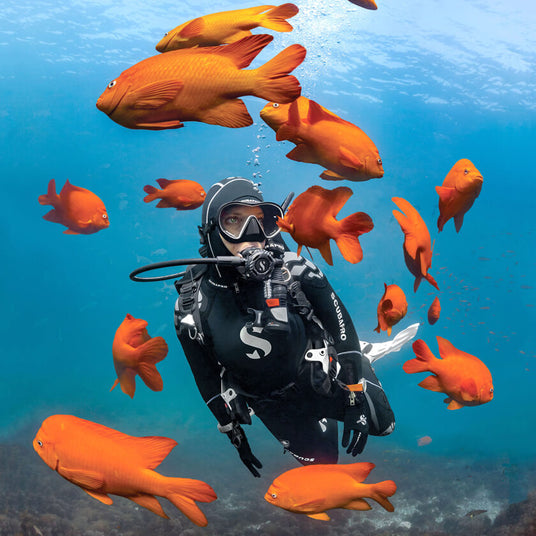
[{"x1": 175, "y1": 252, "x2": 395, "y2": 464}]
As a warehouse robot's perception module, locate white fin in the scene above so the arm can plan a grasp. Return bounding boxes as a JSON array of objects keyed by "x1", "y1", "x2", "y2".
[{"x1": 360, "y1": 323, "x2": 420, "y2": 364}]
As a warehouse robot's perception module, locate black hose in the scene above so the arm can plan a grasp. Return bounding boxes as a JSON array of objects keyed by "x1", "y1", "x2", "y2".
[{"x1": 129, "y1": 256, "x2": 243, "y2": 282}]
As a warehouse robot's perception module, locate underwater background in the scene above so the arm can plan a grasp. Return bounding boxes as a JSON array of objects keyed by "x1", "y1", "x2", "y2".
[{"x1": 1, "y1": 0, "x2": 535, "y2": 534}]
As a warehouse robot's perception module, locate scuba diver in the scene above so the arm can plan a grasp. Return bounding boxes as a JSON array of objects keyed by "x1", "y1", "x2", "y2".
[{"x1": 173, "y1": 177, "x2": 395, "y2": 477}]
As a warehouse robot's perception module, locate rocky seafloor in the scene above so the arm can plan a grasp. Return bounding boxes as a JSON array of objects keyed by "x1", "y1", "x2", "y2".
[{"x1": 1, "y1": 441, "x2": 535, "y2": 536}]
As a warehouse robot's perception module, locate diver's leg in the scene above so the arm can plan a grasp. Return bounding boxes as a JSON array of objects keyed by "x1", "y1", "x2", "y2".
[
  {"x1": 249, "y1": 397, "x2": 339, "y2": 465},
  {"x1": 360, "y1": 359, "x2": 395, "y2": 436}
]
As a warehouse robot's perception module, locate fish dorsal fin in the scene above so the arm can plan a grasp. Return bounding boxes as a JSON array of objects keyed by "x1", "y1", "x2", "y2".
[
  {"x1": 338, "y1": 461, "x2": 375, "y2": 482},
  {"x1": 338, "y1": 146, "x2": 364, "y2": 170},
  {"x1": 131, "y1": 81, "x2": 184, "y2": 109},
  {"x1": 59, "y1": 466, "x2": 104, "y2": 490},
  {"x1": 178, "y1": 17, "x2": 205, "y2": 39},
  {"x1": 435, "y1": 185, "x2": 456, "y2": 203},
  {"x1": 307, "y1": 512, "x2": 330, "y2": 521},
  {"x1": 129, "y1": 436, "x2": 178, "y2": 469},
  {"x1": 156, "y1": 178, "x2": 173, "y2": 189},
  {"x1": 436, "y1": 336, "x2": 458, "y2": 360},
  {"x1": 306, "y1": 98, "x2": 342, "y2": 124},
  {"x1": 211, "y1": 34, "x2": 273, "y2": 69},
  {"x1": 60, "y1": 179, "x2": 86, "y2": 196},
  {"x1": 324, "y1": 186, "x2": 353, "y2": 216}
]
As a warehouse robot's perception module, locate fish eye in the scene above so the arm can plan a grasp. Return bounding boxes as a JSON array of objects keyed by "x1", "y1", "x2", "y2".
[
  {"x1": 102, "y1": 214, "x2": 108, "y2": 219},
  {"x1": 490, "y1": 388, "x2": 494, "y2": 393},
  {"x1": 108, "y1": 80, "x2": 117, "y2": 89},
  {"x1": 163, "y1": 32, "x2": 168, "y2": 37},
  {"x1": 464, "y1": 169, "x2": 469, "y2": 175},
  {"x1": 272, "y1": 103, "x2": 280, "y2": 108},
  {"x1": 377, "y1": 158, "x2": 382, "y2": 165},
  {"x1": 37, "y1": 440, "x2": 43, "y2": 447},
  {"x1": 271, "y1": 493, "x2": 277, "y2": 498}
]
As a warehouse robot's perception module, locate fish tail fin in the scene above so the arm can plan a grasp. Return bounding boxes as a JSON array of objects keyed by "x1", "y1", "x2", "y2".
[
  {"x1": 259, "y1": 3, "x2": 299, "y2": 32},
  {"x1": 143, "y1": 184, "x2": 160, "y2": 203},
  {"x1": 254, "y1": 44, "x2": 306, "y2": 103},
  {"x1": 136, "y1": 336, "x2": 168, "y2": 364},
  {"x1": 370, "y1": 480, "x2": 397, "y2": 512},
  {"x1": 165, "y1": 478, "x2": 217, "y2": 527},
  {"x1": 403, "y1": 339, "x2": 436, "y2": 374},
  {"x1": 335, "y1": 212, "x2": 374, "y2": 264},
  {"x1": 38, "y1": 179, "x2": 60, "y2": 207},
  {"x1": 134, "y1": 337, "x2": 168, "y2": 391}
]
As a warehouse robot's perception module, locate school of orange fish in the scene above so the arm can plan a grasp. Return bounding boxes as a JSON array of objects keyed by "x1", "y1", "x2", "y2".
[{"x1": 35, "y1": 2, "x2": 493, "y2": 527}]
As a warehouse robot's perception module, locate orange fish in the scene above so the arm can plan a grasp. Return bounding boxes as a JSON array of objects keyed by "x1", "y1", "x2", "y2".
[
  {"x1": 260, "y1": 96, "x2": 384, "y2": 181},
  {"x1": 436, "y1": 159, "x2": 483, "y2": 232},
  {"x1": 403, "y1": 337, "x2": 494, "y2": 410},
  {"x1": 417, "y1": 435, "x2": 432, "y2": 447},
  {"x1": 96, "y1": 34, "x2": 305, "y2": 130},
  {"x1": 277, "y1": 185, "x2": 373, "y2": 265},
  {"x1": 143, "y1": 179, "x2": 206, "y2": 210},
  {"x1": 427, "y1": 296, "x2": 441, "y2": 325},
  {"x1": 265, "y1": 462, "x2": 396, "y2": 520},
  {"x1": 33, "y1": 415, "x2": 217, "y2": 526},
  {"x1": 110, "y1": 314, "x2": 168, "y2": 399},
  {"x1": 374, "y1": 284, "x2": 408, "y2": 336},
  {"x1": 156, "y1": 4, "x2": 299, "y2": 52},
  {"x1": 38, "y1": 179, "x2": 109, "y2": 235},
  {"x1": 348, "y1": 0, "x2": 378, "y2": 9},
  {"x1": 392, "y1": 197, "x2": 439, "y2": 292}
]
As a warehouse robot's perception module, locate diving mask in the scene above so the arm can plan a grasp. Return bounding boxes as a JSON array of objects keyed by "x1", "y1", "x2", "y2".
[{"x1": 217, "y1": 201, "x2": 283, "y2": 244}]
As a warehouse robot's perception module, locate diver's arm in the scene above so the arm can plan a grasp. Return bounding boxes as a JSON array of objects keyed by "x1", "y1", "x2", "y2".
[
  {"x1": 176, "y1": 333, "x2": 232, "y2": 426},
  {"x1": 297, "y1": 260, "x2": 395, "y2": 437}
]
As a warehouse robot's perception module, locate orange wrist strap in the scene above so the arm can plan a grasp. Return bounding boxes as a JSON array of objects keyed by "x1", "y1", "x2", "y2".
[{"x1": 347, "y1": 383, "x2": 363, "y2": 392}]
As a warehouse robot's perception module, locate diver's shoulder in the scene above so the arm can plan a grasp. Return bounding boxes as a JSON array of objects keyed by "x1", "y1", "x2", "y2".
[{"x1": 284, "y1": 252, "x2": 326, "y2": 283}]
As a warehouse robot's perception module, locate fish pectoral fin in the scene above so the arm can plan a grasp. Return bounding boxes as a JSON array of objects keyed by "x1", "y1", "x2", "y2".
[
  {"x1": 129, "y1": 494, "x2": 168, "y2": 518},
  {"x1": 418, "y1": 375, "x2": 443, "y2": 392},
  {"x1": 83, "y1": 489, "x2": 113, "y2": 505},
  {"x1": 59, "y1": 467, "x2": 105, "y2": 490},
  {"x1": 275, "y1": 123, "x2": 298, "y2": 142},
  {"x1": 460, "y1": 378, "x2": 478, "y2": 400},
  {"x1": 63, "y1": 229, "x2": 80, "y2": 235},
  {"x1": 276, "y1": 217, "x2": 293, "y2": 233},
  {"x1": 307, "y1": 512, "x2": 331, "y2": 521},
  {"x1": 131, "y1": 80, "x2": 184, "y2": 109},
  {"x1": 338, "y1": 146, "x2": 364, "y2": 170},
  {"x1": 344, "y1": 498, "x2": 372, "y2": 511},
  {"x1": 446, "y1": 398, "x2": 465, "y2": 410},
  {"x1": 286, "y1": 144, "x2": 317, "y2": 163},
  {"x1": 200, "y1": 99, "x2": 253, "y2": 128},
  {"x1": 320, "y1": 169, "x2": 346, "y2": 181}
]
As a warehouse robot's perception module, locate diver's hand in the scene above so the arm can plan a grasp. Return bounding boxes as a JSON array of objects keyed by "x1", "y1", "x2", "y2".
[
  {"x1": 226, "y1": 422, "x2": 262, "y2": 477},
  {"x1": 342, "y1": 388, "x2": 370, "y2": 456}
]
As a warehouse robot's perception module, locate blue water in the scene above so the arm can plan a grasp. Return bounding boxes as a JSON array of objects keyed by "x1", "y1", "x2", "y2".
[{"x1": 1, "y1": 0, "x2": 535, "y2": 533}]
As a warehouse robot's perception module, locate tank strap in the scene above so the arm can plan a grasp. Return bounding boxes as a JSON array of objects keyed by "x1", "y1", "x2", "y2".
[{"x1": 174, "y1": 265, "x2": 208, "y2": 346}]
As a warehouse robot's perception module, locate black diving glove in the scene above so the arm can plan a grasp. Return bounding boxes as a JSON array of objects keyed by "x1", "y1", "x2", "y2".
[
  {"x1": 225, "y1": 421, "x2": 262, "y2": 478},
  {"x1": 342, "y1": 387, "x2": 370, "y2": 456}
]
